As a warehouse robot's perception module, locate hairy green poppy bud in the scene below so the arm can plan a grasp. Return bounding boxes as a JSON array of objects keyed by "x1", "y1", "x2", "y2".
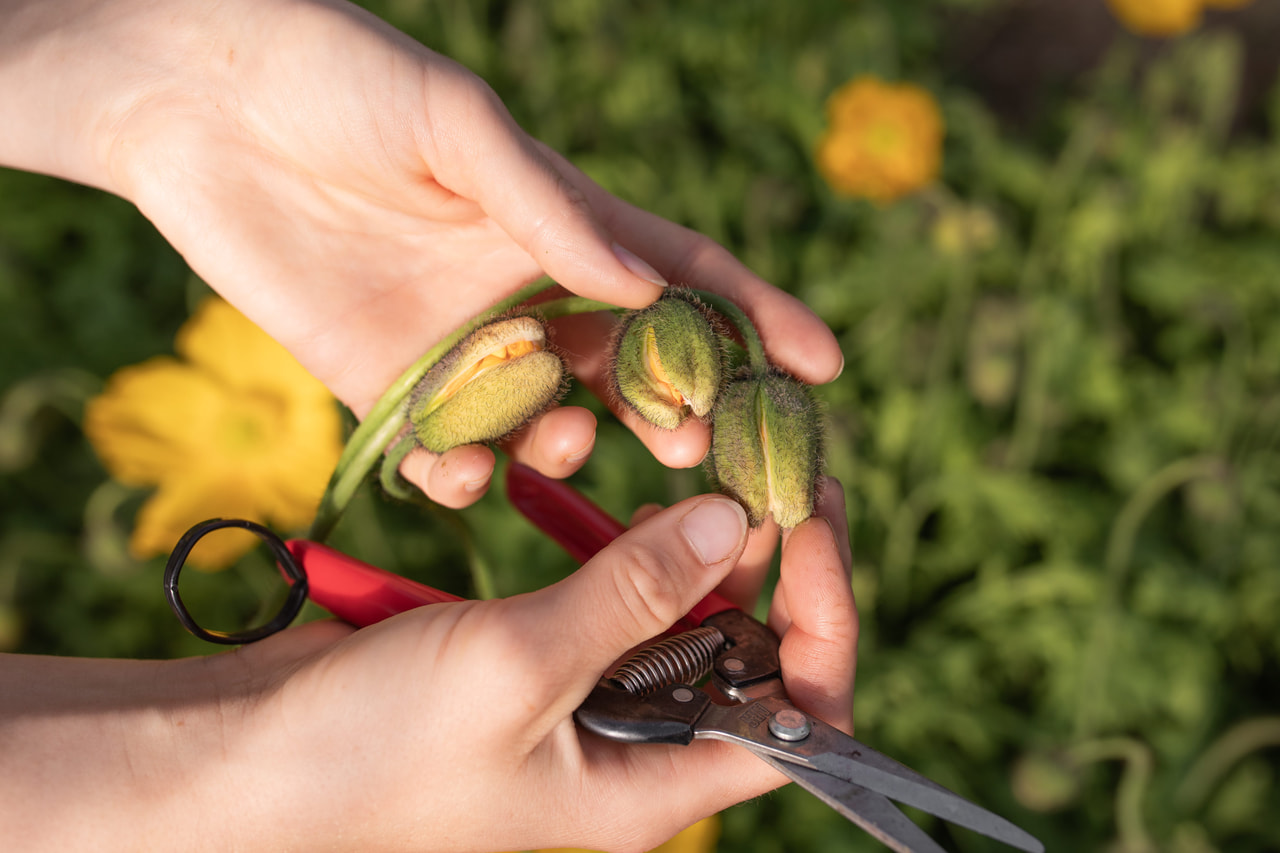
[
  {"x1": 409, "y1": 316, "x2": 565, "y2": 453},
  {"x1": 611, "y1": 289, "x2": 724, "y2": 430},
  {"x1": 707, "y1": 371, "x2": 823, "y2": 529}
]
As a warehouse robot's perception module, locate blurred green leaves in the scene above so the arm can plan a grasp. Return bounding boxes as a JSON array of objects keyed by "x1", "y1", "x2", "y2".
[{"x1": 2, "y1": 1, "x2": 1279, "y2": 851}]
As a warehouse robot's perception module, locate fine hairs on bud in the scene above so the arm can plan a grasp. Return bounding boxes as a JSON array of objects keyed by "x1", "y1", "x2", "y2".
[
  {"x1": 609, "y1": 288, "x2": 725, "y2": 430},
  {"x1": 706, "y1": 369, "x2": 824, "y2": 529},
  {"x1": 409, "y1": 315, "x2": 566, "y2": 454}
]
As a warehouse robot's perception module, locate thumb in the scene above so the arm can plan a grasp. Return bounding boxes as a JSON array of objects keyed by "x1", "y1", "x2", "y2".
[{"x1": 523, "y1": 495, "x2": 749, "y2": 700}]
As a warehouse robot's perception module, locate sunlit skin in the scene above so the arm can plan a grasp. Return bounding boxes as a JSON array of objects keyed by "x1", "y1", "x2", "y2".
[
  {"x1": 0, "y1": 1, "x2": 855, "y2": 849},
  {"x1": 1, "y1": 0, "x2": 842, "y2": 510}
]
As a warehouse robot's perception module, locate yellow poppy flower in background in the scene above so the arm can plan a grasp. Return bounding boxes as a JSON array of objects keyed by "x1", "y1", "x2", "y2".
[
  {"x1": 84, "y1": 297, "x2": 343, "y2": 570},
  {"x1": 522, "y1": 815, "x2": 720, "y2": 853},
  {"x1": 1105, "y1": 0, "x2": 1203, "y2": 36},
  {"x1": 816, "y1": 75, "x2": 944, "y2": 204},
  {"x1": 1105, "y1": 0, "x2": 1254, "y2": 37}
]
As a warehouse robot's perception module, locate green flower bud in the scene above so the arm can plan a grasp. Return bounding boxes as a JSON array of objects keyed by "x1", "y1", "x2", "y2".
[
  {"x1": 707, "y1": 370, "x2": 823, "y2": 529},
  {"x1": 611, "y1": 289, "x2": 724, "y2": 430},
  {"x1": 409, "y1": 316, "x2": 565, "y2": 453}
]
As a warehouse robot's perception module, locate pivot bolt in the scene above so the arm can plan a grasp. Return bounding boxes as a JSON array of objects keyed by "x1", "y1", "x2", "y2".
[{"x1": 768, "y1": 708, "x2": 812, "y2": 742}]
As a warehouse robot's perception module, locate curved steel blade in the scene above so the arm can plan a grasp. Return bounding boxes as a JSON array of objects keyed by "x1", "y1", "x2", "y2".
[
  {"x1": 696, "y1": 699, "x2": 1044, "y2": 853},
  {"x1": 761, "y1": 753, "x2": 948, "y2": 853},
  {"x1": 809, "y1": 750, "x2": 1043, "y2": 853}
]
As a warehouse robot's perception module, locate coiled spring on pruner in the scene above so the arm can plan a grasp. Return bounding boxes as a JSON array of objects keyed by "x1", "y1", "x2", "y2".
[{"x1": 610, "y1": 626, "x2": 726, "y2": 695}]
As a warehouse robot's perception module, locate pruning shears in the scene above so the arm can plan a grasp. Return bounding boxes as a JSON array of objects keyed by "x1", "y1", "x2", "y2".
[{"x1": 164, "y1": 463, "x2": 1044, "y2": 853}]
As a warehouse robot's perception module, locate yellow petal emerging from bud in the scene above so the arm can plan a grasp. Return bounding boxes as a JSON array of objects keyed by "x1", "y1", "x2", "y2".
[
  {"x1": 611, "y1": 290, "x2": 724, "y2": 430},
  {"x1": 707, "y1": 371, "x2": 823, "y2": 529},
  {"x1": 410, "y1": 316, "x2": 565, "y2": 453}
]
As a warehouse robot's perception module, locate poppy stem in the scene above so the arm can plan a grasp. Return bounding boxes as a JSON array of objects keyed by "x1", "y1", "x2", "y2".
[
  {"x1": 375, "y1": 436, "x2": 498, "y2": 600},
  {"x1": 309, "y1": 278, "x2": 559, "y2": 541},
  {"x1": 533, "y1": 296, "x2": 618, "y2": 320},
  {"x1": 688, "y1": 290, "x2": 768, "y2": 375}
]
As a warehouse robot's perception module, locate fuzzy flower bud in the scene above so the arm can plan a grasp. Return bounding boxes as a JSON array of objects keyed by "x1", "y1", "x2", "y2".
[
  {"x1": 707, "y1": 370, "x2": 823, "y2": 529},
  {"x1": 611, "y1": 289, "x2": 724, "y2": 430},
  {"x1": 409, "y1": 316, "x2": 565, "y2": 453}
]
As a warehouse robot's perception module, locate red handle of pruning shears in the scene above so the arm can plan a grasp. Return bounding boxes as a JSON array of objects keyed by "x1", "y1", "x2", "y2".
[
  {"x1": 284, "y1": 539, "x2": 464, "y2": 626},
  {"x1": 504, "y1": 463, "x2": 738, "y2": 629},
  {"x1": 287, "y1": 463, "x2": 738, "y2": 630}
]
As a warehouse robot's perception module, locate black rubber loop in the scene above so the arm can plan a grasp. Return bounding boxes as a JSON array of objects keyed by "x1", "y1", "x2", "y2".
[{"x1": 163, "y1": 518, "x2": 309, "y2": 645}]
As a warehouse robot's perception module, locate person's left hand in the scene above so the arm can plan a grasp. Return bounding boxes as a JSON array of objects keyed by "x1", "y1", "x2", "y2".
[{"x1": 82, "y1": 0, "x2": 842, "y2": 507}]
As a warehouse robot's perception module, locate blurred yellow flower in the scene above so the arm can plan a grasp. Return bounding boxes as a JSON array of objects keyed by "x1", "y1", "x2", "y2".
[
  {"x1": 1106, "y1": 0, "x2": 1255, "y2": 37},
  {"x1": 522, "y1": 815, "x2": 720, "y2": 853},
  {"x1": 816, "y1": 75, "x2": 943, "y2": 204},
  {"x1": 84, "y1": 297, "x2": 342, "y2": 569},
  {"x1": 1106, "y1": 0, "x2": 1203, "y2": 36}
]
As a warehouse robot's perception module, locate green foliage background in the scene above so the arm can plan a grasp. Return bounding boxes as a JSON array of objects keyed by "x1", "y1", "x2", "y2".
[{"x1": 2, "y1": 0, "x2": 1279, "y2": 850}]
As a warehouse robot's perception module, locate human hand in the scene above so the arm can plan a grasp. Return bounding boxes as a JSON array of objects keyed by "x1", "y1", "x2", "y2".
[
  {"x1": 12, "y1": 0, "x2": 841, "y2": 507},
  {"x1": 207, "y1": 477, "x2": 855, "y2": 852}
]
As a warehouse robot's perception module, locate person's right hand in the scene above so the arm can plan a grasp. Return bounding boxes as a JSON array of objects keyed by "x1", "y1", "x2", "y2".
[{"x1": 202, "y1": 477, "x2": 857, "y2": 853}]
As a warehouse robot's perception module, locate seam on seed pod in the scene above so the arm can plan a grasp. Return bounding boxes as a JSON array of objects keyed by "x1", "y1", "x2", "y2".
[
  {"x1": 606, "y1": 287, "x2": 728, "y2": 431},
  {"x1": 705, "y1": 366, "x2": 826, "y2": 529},
  {"x1": 408, "y1": 312, "x2": 568, "y2": 454}
]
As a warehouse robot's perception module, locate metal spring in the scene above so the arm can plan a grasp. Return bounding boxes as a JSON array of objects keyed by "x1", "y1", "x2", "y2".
[{"x1": 610, "y1": 626, "x2": 726, "y2": 695}]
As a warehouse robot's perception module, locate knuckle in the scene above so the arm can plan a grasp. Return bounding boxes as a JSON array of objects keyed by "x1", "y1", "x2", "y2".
[
  {"x1": 664, "y1": 233, "x2": 732, "y2": 287},
  {"x1": 525, "y1": 170, "x2": 596, "y2": 256},
  {"x1": 607, "y1": 540, "x2": 688, "y2": 638}
]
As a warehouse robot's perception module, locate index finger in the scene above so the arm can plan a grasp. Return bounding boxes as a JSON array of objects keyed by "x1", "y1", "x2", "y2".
[
  {"x1": 542, "y1": 145, "x2": 844, "y2": 386},
  {"x1": 769, "y1": 476, "x2": 858, "y2": 733}
]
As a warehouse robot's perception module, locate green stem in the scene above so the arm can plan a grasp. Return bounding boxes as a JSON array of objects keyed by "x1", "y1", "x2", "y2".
[
  {"x1": 378, "y1": 436, "x2": 419, "y2": 503},
  {"x1": 306, "y1": 282, "x2": 759, "y2": 543},
  {"x1": 1175, "y1": 716, "x2": 1280, "y2": 811},
  {"x1": 374, "y1": 436, "x2": 497, "y2": 599},
  {"x1": 1073, "y1": 455, "x2": 1224, "y2": 737},
  {"x1": 308, "y1": 279, "x2": 556, "y2": 541},
  {"x1": 1005, "y1": 115, "x2": 1104, "y2": 471},
  {"x1": 880, "y1": 478, "x2": 944, "y2": 616},
  {"x1": 534, "y1": 296, "x2": 618, "y2": 320},
  {"x1": 1069, "y1": 738, "x2": 1155, "y2": 852},
  {"x1": 692, "y1": 290, "x2": 769, "y2": 375}
]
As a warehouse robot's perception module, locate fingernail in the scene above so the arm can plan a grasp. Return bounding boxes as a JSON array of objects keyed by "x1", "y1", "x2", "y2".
[
  {"x1": 679, "y1": 498, "x2": 747, "y2": 565},
  {"x1": 834, "y1": 351, "x2": 845, "y2": 381},
  {"x1": 464, "y1": 473, "x2": 492, "y2": 493},
  {"x1": 565, "y1": 435, "x2": 595, "y2": 464},
  {"x1": 613, "y1": 243, "x2": 668, "y2": 287}
]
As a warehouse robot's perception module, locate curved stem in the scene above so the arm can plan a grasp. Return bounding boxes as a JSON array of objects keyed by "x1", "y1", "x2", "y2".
[
  {"x1": 308, "y1": 279, "x2": 557, "y2": 541},
  {"x1": 691, "y1": 290, "x2": 768, "y2": 375},
  {"x1": 534, "y1": 296, "x2": 618, "y2": 321},
  {"x1": 1175, "y1": 716, "x2": 1280, "y2": 811},
  {"x1": 1069, "y1": 738, "x2": 1155, "y2": 852},
  {"x1": 881, "y1": 478, "x2": 944, "y2": 616},
  {"x1": 1073, "y1": 455, "x2": 1225, "y2": 736},
  {"x1": 1006, "y1": 115, "x2": 1104, "y2": 471},
  {"x1": 375, "y1": 436, "x2": 498, "y2": 600},
  {"x1": 378, "y1": 436, "x2": 419, "y2": 503}
]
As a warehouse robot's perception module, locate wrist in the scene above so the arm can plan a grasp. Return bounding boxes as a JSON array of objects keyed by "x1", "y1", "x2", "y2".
[
  {"x1": 0, "y1": 0, "x2": 222, "y2": 195},
  {"x1": 0, "y1": 651, "x2": 263, "y2": 851}
]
